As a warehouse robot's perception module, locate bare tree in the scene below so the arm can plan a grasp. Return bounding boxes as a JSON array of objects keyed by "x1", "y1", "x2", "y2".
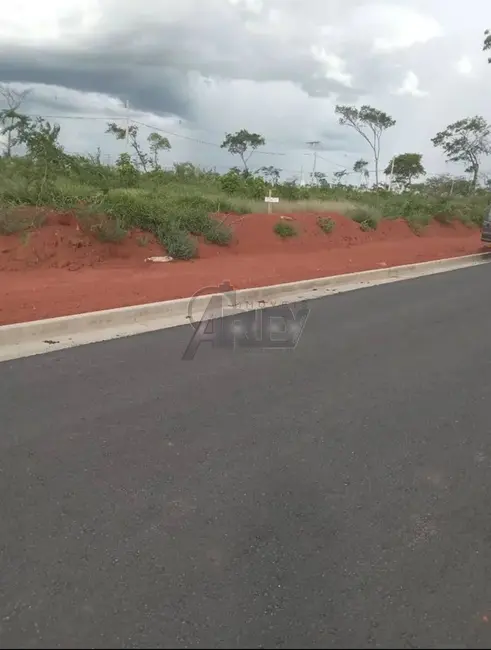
[
  {"x1": 0, "y1": 84, "x2": 31, "y2": 157},
  {"x1": 335, "y1": 105, "x2": 396, "y2": 186},
  {"x1": 431, "y1": 116, "x2": 491, "y2": 191}
]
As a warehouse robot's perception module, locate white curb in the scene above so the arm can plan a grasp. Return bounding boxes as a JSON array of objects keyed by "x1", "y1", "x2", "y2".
[{"x1": 1, "y1": 252, "x2": 489, "y2": 362}]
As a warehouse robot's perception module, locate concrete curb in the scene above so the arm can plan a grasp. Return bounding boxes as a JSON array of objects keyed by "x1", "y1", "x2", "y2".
[{"x1": 1, "y1": 252, "x2": 490, "y2": 350}]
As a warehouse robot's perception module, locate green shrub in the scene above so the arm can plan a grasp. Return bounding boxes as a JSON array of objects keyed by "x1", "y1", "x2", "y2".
[
  {"x1": 346, "y1": 206, "x2": 378, "y2": 224},
  {"x1": 359, "y1": 220, "x2": 375, "y2": 232},
  {"x1": 406, "y1": 214, "x2": 430, "y2": 235},
  {"x1": 0, "y1": 208, "x2": 45, "y2": 234},
  {"x1": 92, "y1": 218, "x2": 127, "y2": 243},
  {"x1": 433, "y1": 212, "x2": 453, "y2": 225},
  {"x1": 160, "y1": 227, "x2": 198, "y2": 260},
  {"x1": 175, "y1": 206, "x2": 212, "y2": 236},
  {"x1": 317, "y1": 216, "x2": 335, "y2": 234},
  {"x1": 77, "y1": 213, "x2": 128, "y2": 242},
  {"x1": 204, "y1": 220, "x2": 233, "y2": 246},
  {"x1": 274, "y1": 220, "x2": 297, "y2": 238}
]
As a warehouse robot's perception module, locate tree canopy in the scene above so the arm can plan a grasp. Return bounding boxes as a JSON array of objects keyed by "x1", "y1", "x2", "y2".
[{"x1": 335, "y1": 105, "x2": 396, "y2": 186}]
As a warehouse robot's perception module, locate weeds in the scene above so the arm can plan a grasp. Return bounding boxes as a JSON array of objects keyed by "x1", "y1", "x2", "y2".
[
  {"x1": 347, "y1": 207, "x2": 379, "y2": 230},
  {"x1": 274, "y1": 221, "x2": 297, "y2": 238},
  {"x1": 20, "y1": 231, "x2": 31, "y2": 246},
  {"x1": 406, "y1": 214, "x2": 431, "y2": 235},
  {"x1": 359, "y1": 220, "x2": 376, "y2": 232},
  {"x1": 78, "y1": 213, "x2": 128, "y2": 243},
  {"x1": 0, "y1": 109, "x2": 484, "y2": 264},
  {"x1": 160, "y1": 227, "x2": 198, "y2": 260},
  {"x1": 0, "y1": 207, "x2": 45, "y2": 235},
  {"x1": 317, "y1": 216, "x2": 335, "y2": 234},
  {"x1": 137, "y1": 234, "x2": 152, "y2": 246},
  {"x1": 433, "y1": 212, "x2": 453, "y2": 225},
  {"x1": 204, "y1": 220, "x2": 233, "y2": 246},
  {"x1": 93, "y1": 218, "x2": 128, "y2": 243}
]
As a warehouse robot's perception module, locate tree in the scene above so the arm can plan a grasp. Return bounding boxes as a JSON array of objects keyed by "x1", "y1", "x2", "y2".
[
  {"x1": 147, "y1": 132, "x2": 171, "y2": 170},
  {"x1": 384, "y1": 153, "x2": 426, "y2": 188},
  {"x1": 14, "y1": 116, "x2": 68, "y2": 196},
  {"x1": 423, "y1": 174, "x2": 471, "y2": 196},
  {"x1": 17, "y1": 117, "x2": 64, "y2": 164},
  {"x1": 353, "y1": 158, "x2": 369, "y2": 185},
  {"x1": 258, "y1": 165, "x2": 281, "y2": 184},
  {"x1": 484, "y1": 29, "x2": 491, "y2": 62},
  {"x1": 0, "y1": 84, "x2": 31, "y2": 157},
  {"x1": 220, "y1": 129, "x2": 265, "y2": 172},
  {"x1": 431, "y1": 116, "x2": 491, "y2": 190},
  {"x1": 333, "y1": 169, "x2": 348, "y2": 184},
  {"x1": 313, "y1": 171, "x2": 328, "y2": 187},
  {"x1": 335, "y1": 105, "x2": 396, "y2": 186},
  {"x1": 106, "y1": 122, "x2": 150, "y2": 171}
]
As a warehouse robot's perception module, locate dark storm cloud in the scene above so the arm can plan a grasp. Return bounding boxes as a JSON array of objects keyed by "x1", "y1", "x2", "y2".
[
  {"x1": 0, "y1": 46, "x2": 193, "y2": 119},
  {"x1": 0, "y1": 0, "x2": 371, "y2": 120}
]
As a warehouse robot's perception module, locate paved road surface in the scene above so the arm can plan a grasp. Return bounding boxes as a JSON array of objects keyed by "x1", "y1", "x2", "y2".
[{"x1": 2, "y1": 264, "x2": 491, "y2": 649}]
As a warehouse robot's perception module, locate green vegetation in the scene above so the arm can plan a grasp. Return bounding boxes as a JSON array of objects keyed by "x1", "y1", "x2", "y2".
[
  {"x1": 0, "y1": 207, "x2": 45, "y2": 234},
  {"x1": 317, "y1": 216, "x2": 336, "y2": 234},
  {"x1": 274, "y1": 220, "x2": 297, "y2": 238},
  {"x1": 346, "y1": 206, "x2": 379, "y2": 230},
  {"x1": 0, "y1": 94, "x2": 488, "y2": 259}
]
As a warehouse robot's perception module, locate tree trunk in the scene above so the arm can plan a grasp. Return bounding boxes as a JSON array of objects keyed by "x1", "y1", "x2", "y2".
[
  {"x1": 5, "y1": 116, "x2": 13, "y2": 157},
  {"x1": 240, "y1": 153, "x2": 248, "y2": 173},
  {"x1": 472, "y1": 165, "x2": 479, "y2": 192}
]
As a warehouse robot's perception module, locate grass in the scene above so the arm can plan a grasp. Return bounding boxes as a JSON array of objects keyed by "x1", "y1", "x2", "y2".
[
  {"x1": 406, "y1": 214, "x2": 431, "y2": 235},
  {"x1": 0, "y1": 141, "x2": 486, "y2": 261},
  {"x1": 346, "y1": 206, "x2": 379, "y2": 230},
  {"x1": 136, "y1": 234, "x2": 152, "y2": 247},
  {"x1": 433, "y1": 212, "x2": 453, "y2": 225},
  {"x1": 359, "y1": 219, "x2": 376, "y2": 232},
  {"x1": 274, "y1": 220, "x2": 297, "y2": 238},
  {"x1": 204, "y1": 220, "x2": 233, "y2": 246},
  {"x1": 0, "y1": 207, "x2": 45, "y2": 235},
  {"x1": 77, "y1": 213, "x2": 128, "y2": 243},
  {"x1": 161, "y1": 227, "x2": 198, "y2": 260},
  {"x1": 317, "y1": 216, "x2": 335, "y2": 234}
]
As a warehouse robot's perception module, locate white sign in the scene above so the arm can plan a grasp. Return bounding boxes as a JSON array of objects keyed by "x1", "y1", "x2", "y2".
[{"x1": 264, "y1": 196, "x2": 279, "y2": 203}]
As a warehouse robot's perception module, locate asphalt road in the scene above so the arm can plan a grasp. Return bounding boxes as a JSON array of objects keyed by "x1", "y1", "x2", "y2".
[{"x1": 2, "y1": 264, "x2": 491, "y2": 649}]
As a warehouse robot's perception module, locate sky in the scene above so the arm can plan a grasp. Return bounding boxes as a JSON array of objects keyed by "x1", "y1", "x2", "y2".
[{"x1": 0, "y1": 0, "x2": 489, "y2": 184}]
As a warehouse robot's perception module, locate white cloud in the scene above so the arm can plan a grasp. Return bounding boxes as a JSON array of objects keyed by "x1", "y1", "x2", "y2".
[
  {"x1": 0, "y1": 0, "x2": 102, "y2": 46},
  {"x1": 0, "y1": 0, "x2": 490, "y2": 178},
  {"x1": 228, "y1": 0, "x2": 263, "y2": 11},
  {"x1": 393, "y1": 71, "x2": 428, "y2": 97},
  {"x1": 456, "y1": 55, "x2": 473, "y2": 76},
  {"x1": 356, "y1": 5, "x2": 444, "y2": 52},
  {"x1": 310, "y1": 47, "x2": 353, "y2": 86}
]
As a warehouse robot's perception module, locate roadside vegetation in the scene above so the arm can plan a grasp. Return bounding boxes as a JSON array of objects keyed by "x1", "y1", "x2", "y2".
[{"x1": 0, "y1": 81, "x2": 489, "y2": 258}]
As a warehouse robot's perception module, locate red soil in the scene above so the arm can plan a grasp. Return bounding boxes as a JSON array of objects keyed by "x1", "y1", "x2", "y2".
[{"x1": 0, "y1": 210, "x2": 483, "y2": 325}]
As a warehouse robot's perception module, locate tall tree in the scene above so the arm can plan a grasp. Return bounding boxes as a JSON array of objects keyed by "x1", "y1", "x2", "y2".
[
  {"x1": 221, "y1": 129, "x2": 265, "y2": 172},
  {"x1": 0, "y1": 84, "x2": 31, "y2": 157},
  {"x1": 106, "y1": 122, "x2": 155, "y2": 172},
  {"x1": 313, "y1": 171, "x2": 328, "y2": 187},
  {"x1": 147, "y1": 132, "x2": 171, "y2": 170},
  {"x1": 335, "y1": 105, "x2": 396, "y2": 186},
  {"x1": 353, "y1": 158, "x2": 369, "y2": 186},
  {"x1": 258, "y1": 165, "x2": 281, "y2": 184},
  {"x1": 333, "y1": 169, "x2": 348, "y2": 184},
  {"x1": 431, "y1": 116, "x2": 491, "y2": 190},
  {"x1": 484, "y1": 29, "x2": 491, "y2": 62},
  {"x1": 384, "y1": 153, "x2": 426, "y2": 188}
]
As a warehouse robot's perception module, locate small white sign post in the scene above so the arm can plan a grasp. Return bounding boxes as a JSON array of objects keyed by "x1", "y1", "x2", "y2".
[{"x1": 264, "y1": 189, "x2": 279, "y2": 214}]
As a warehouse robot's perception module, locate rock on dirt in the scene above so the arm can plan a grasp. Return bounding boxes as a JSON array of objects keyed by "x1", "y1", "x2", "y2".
[{"x1": 145, "y1": 256, "x2": 174, "y2": 263}]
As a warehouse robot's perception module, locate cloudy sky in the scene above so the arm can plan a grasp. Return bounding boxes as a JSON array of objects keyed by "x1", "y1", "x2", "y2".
[{"x1": 0, "y1": 0, "x2": 489, "y2": 182}]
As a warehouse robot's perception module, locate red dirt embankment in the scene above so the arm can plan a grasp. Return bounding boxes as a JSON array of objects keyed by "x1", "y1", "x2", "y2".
[{"x1": 0, "y1": 210, "x2": 483, "y2": 325}]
